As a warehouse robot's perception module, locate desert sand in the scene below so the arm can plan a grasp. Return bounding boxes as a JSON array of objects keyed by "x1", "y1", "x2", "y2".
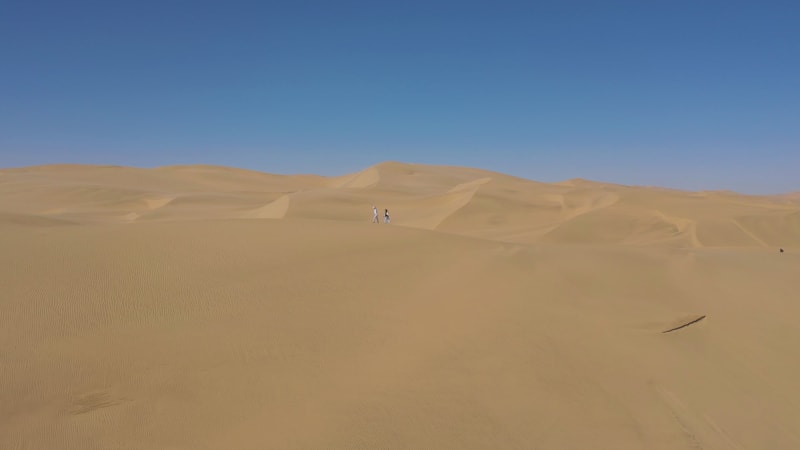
[{"x1": 1, "y1": 162, "x2": 799, "y2": 449}]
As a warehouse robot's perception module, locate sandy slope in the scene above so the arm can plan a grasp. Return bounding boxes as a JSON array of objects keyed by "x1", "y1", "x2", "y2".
[
  {"x1": 3, "y1": 162, "x2": 798, "y2": 247},
  {"x1": 1, "y1": 163, "x2": 799, "y2": 449}
]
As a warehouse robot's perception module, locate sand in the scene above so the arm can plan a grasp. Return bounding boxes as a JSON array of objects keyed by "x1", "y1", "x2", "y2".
[{"x1": 1, "y1": 162, "x2": 799, "y2": 449}]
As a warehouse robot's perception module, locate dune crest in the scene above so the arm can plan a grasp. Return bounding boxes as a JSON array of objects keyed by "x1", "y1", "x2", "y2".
[
  {"x1": 245, "y1": 194, "x2": 291, "y2": 219},
  {"x1": 330, "y1": 167, "x2": 380, "y2": 189},
  {"x1": 397, "y1": 177, "x2": 491, "y2": 230},
  {"x1": 1, "y1": 162, "x2": 797, "y2": 247}
]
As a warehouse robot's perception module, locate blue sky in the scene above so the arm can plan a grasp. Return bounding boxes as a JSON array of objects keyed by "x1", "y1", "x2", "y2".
[{"x1": 1, "y1": 1, "x2": 798, "y2": 193}]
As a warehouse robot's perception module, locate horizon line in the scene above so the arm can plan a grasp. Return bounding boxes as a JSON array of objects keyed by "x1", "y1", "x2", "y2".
[{"x1": 2, "y1": 160, "x2": 798, "y2": 197}]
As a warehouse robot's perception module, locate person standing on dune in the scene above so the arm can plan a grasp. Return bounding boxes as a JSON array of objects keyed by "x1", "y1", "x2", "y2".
[
  {"x1": 384, "y1": 209, "x2": 390, "y2": 224},
  {"x1": 372, "y1": 205, "x2": 379, "y2": 223}
]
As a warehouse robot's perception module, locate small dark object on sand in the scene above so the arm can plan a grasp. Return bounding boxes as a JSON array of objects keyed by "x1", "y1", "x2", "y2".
[{"x1": 779, "y1": 248, "x2": 784, "y2": 253}]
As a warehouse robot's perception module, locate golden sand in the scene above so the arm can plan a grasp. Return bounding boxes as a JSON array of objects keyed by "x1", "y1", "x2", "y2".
[{"x1": 1, "y1": 162, "x2": 798, "y2": 448}]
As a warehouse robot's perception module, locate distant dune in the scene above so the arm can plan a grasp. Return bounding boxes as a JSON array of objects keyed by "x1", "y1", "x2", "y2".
[
  {"x1": 2, "y1": 162, "x2": 798, "y2": 247},
  {"x1": 1, "y1": 162, "x2": 799, "y2": 449}
]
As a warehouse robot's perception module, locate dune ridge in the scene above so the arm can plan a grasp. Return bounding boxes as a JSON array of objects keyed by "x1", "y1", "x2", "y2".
[
  {"x1": 2, "y1": 162, "x2": 797, "y2": 247},
  {"x1": 1, "y1": 162, "x2": 799, "y2": 449}
]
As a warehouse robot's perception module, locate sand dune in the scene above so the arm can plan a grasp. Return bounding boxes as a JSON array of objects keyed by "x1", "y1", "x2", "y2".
[
  {"x1": 1, "y1": 162, "x2": 799, "y2": 449},
  {"x1": 4, "y1": 161, "x2": 797, "y2": 247}
]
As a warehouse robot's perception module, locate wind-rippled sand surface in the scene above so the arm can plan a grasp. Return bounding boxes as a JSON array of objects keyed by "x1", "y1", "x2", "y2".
[{"x1": 2, "y1": 162, "x2": 799, "y2": 449}]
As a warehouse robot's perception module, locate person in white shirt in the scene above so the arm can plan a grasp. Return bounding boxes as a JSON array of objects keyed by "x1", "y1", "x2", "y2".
[{"x1": 372, "y1": 205, "x2": 379, "y2": 223}]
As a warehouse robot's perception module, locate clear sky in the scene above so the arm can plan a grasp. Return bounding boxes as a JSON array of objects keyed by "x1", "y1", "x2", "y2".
[{"x1": 1, "y1": 1, "x2": 798, "y2": 193}]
